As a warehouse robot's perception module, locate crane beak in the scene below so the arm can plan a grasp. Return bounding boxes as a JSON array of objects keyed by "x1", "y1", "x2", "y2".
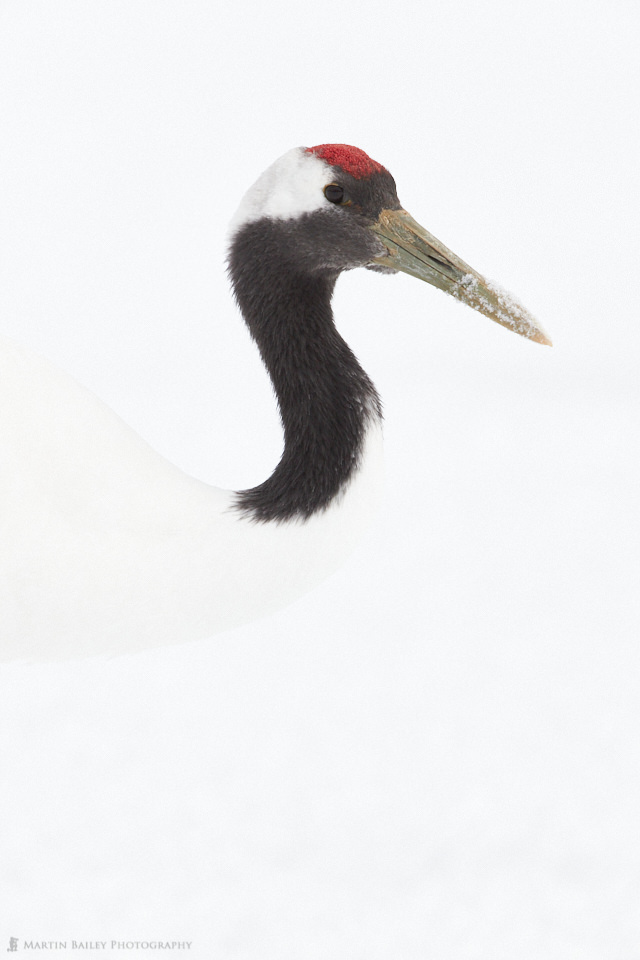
[{"x1": 370, "y1": 209, "x2": 551, "y2": 346}]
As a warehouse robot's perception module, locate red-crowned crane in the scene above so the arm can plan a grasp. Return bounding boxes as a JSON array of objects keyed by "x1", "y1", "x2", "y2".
[{"x1": 0, "y1": 144, "x2": 550, "y2": 659}]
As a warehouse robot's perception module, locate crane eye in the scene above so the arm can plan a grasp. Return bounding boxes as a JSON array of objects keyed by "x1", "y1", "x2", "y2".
[{"x1": 324, "y1": 183, "x2": 345, "y2": 204}]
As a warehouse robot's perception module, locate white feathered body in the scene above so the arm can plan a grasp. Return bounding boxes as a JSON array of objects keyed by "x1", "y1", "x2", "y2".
[{"x1": 0, "y1": 335, "x2": 383, "y2": 659}]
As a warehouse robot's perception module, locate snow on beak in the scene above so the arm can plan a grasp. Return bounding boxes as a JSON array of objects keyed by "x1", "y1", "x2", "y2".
[{"x1": 370, "y1": 209, "x2": 551, "y2": 346}]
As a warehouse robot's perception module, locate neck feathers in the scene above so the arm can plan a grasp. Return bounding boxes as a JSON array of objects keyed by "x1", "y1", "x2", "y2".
[{"x1": 228, "y1": 219, "x2": 382, "y2": 522}]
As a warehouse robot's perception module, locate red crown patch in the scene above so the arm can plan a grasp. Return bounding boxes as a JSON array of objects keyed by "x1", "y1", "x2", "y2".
[{"x1": 307, "y1": 144, "x2": 386, "y2": 180}]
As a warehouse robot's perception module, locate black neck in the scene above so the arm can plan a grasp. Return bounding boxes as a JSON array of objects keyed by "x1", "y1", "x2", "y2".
[{"x1": 228, "y1": 221, "x2": 382, "y2": 522}]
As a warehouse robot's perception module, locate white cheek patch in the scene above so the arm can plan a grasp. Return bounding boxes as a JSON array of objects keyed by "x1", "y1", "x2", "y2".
[{"x1": 228, "y1": 147, "x2": 332, "y2": 236}]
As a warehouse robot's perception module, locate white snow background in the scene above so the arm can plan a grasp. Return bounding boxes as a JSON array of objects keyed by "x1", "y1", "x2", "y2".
[{"x1": 1, "y1": 1, "x2": 639, "y2": 957}]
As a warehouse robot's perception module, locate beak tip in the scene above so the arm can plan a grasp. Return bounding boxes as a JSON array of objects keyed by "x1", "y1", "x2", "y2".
[{"x1": 526, "y1": 319, "x2": 553, "y2": 347}]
